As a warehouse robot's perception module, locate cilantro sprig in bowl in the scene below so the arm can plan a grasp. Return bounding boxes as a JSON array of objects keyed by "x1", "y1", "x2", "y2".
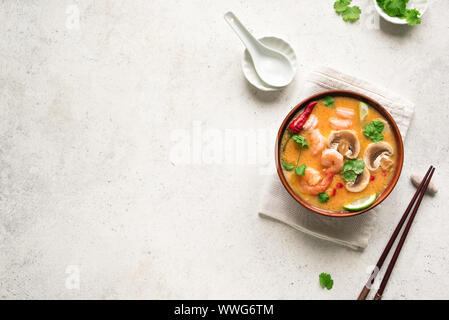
[{"x1": 373, "y1": 0, "x2": 428, "y2": 25}]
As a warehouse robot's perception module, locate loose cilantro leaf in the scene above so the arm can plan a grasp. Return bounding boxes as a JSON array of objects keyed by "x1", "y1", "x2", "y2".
[
  {"x1": 319, "y1": 273, "x2": 334, "y2": 290},
  {"x1": 334, "y1": 0, "x2": 351, "y2": 14},
  {"x1": 323, "y1": 96, "x2": 335, "y2": 108},
  {"x1": 342, "y1": 159, "x2": 365, "y2": 182},
  {"x1": 318, "y1": 192, "x2": 330, "y2": 203},
  {"x1": 342, "y1": 6, "x2": 361, "y2": 22},
  {"x1": 295, "y1": 164, "x2": 306, "y2": 176},
  {"x1": 292, "y1": 135, "x2": 309, "y2": 148},
  {"x1": 363, "y1": 120, "x2": 384, "y2": 142},
  {"x1": 334, "y1": 1, "x2": 361, "y2": 23},
  {"x1": 342, "y1": 170, "x2": 357, "y2": 182},
  {"x1": 405, "y1": 9, "x2": 421, "y2": 25},
  {"x1": 282, "y1": 161, "x2": 295, "y2": 171}
]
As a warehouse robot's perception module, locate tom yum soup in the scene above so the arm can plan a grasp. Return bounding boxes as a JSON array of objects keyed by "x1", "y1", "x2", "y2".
[{"x1": 280, "y1": 96, "x2": 398, "y2": 212}]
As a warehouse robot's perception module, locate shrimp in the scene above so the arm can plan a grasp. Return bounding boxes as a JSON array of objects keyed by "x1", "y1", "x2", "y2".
[
  {"x1": 330, "y1": 118, "x2": 352, "y2": 129},
  {"x1": 321, "y1": 148, "x2": 344, "y2": 173},
  {"x1": 335, "y1": 107, "x2": 355, "y2": 119},
  {"x1": 309, "y1": 129, "x2": 325, "y2": 155},
  {"x1": 304, "y1": 167, "x2": 322, "y2": 186},
  {"x1": 298, "y1": 173, "x2": 335, "y2": 195},
  {"x1": 303, "y1": 114, "x2": 318, "y2": 131}
]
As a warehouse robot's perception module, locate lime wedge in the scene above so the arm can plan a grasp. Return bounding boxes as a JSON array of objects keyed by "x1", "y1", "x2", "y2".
[
  {"x1": 343, "y1": 194, "x2": 377, "y2": 212},
  {"x1": 359, "y1": 102, "x2": 369, "y2": 121}
]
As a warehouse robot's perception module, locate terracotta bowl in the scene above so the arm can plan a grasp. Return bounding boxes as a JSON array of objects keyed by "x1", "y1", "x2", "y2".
[{"x1": 275, "y1": 90, "x2": 404, "y2": 218}]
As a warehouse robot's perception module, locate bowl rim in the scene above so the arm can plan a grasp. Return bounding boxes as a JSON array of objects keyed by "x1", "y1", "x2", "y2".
[{"x1": 275, "y1": 90, "x2": 404, "y2": 218}]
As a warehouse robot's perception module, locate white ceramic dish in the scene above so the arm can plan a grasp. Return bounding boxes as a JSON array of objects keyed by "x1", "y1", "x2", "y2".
[
  {"x1": 373, "y1": 0, "x2": 428, "y2": 25},
  {"x1": 225, "y1": 12, "x2": 295, "y2": 88},
  {"x1": 242, "y1": 37, "x2": 297, "y2": 91}
]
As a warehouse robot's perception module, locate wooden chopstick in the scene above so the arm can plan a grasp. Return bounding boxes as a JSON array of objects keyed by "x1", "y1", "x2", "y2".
[
  {"x1": 357, "y1": 165, "x2": 435, "y2": 300},
  {"x1": 373, "y1": 166, "x2": 435, "y2": 300}
]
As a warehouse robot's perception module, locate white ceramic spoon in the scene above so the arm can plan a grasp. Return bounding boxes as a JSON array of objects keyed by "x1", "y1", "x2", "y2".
[{"x1": 224, "y1": 12, "x2": 294, "y2": 88}]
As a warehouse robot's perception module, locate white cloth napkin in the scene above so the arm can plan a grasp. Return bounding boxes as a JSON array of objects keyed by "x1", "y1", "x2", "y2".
[{"x1": 259, "y1": 66, "x2": 414, "y2": 250}]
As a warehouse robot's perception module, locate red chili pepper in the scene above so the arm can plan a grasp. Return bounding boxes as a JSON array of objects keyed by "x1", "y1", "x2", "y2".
[
  {"x1": 370, "y1": 175, "x2": 375, "y2": 181},
  {"x1": 381, "y1": 171, "x2": 387, "y2": 176},
  {"x1": 332, "y1": 188, "x2": 336, "y2": 196},
  {"x1": 336, "y1": 182, "x2": 344, "y2": 189},
  {"x1": 288, "y1": 101, "x2": 318, "y2": 133}
]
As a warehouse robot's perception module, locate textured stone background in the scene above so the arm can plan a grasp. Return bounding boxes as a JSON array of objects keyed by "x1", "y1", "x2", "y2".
[{"x1": 0, "y1": 0, "x2": 448, "y2": 299}]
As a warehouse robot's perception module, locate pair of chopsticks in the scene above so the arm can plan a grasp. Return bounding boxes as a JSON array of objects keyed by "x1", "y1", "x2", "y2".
[{"x1": 357, "y1": 165, "x2": 436, "y2": 300}]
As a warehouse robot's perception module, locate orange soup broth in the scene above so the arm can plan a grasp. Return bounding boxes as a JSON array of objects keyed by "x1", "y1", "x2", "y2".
[{"x1": 281, "y1": 97, "x2": 397, "y2": 212}]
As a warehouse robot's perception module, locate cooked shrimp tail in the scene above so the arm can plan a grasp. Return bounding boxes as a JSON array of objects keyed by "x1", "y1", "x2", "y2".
[{"x1": 298, "y1": 173, "x2": 335, "y2": 195}]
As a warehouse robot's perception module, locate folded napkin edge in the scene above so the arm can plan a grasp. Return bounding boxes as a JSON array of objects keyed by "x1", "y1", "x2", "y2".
[{"x1": 258, "y1": 211, "x2": 365, "y2": 250}]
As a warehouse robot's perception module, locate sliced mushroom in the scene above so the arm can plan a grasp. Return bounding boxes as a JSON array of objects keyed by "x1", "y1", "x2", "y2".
[
  {"x1": 380, "y1": 157, "x2": 394, "y2": 171},
  {"x1": 345, "y1": 167, "x2": 370, "y2": 193},
  {"x1": 364, "y1": 142, "x2": 393, "y2": 171},
  {"x1": 328, "y1": 130, "x2": 360, "y2": 159}
]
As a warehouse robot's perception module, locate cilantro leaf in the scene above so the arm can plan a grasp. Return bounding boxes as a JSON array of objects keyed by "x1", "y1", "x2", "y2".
[
  {"x1": 319, "y1": 273, "x2": 334, "y2": 290},
  {"x1": 405, "y1": 9, "x2": 421, "y2": 25},
  {"x1": 318, "y1": 192, "x2": 330, "y2": 203},
  {"x1": 295, "y1": 164, "x2": 306, "y2": 176},
  {"x1": 377, "y1": 0, "x2": 422, "y2": 26},
  {"x1": 342, "y1": 160, "x2": 353, "y2": 172},
  {"x1": 282, "y1": 161, "x2": 295, "y2": 171},
  {"x1": 372, "y1": 120, "x2": 384, "y2": 131},
  {"x1": 381, "y1": 0, "x2": 407, "y2": 17},
  {"x1": 371, "y1": 132, "x2": 383, "y2": 142},
  {"x1": 342, "y1": 170, "x2": 357, "y2": 182},
  {"x1": 292, "y1": 135, "x2": 309, "y2": 148},
  {"x1": 353, "y1": 160, "x2": 365, "y2": 174},
  {"x1": 334, "y1": 1, "x2": 361, "y2": 23},
  {"x1": 323, "y1": 96, "x2": 335, "y2": 108},
  {"x1": 342, "y1": 6, "x2": 361, "y2": 22},
  {"x1": 342, "y1": 159, "x2": 365, "y2": 182},
  {"x1": 334, "y1": 0, "x2": 351, "y2": 14},
  {"x1": 343, "y1": 159, "x2": 365, "y2": 175},
  {"x1": 363, "y1": 120, "x2": 384, "y2": 142},
  {"x1": 291, "y1": 135, "x2": 308, "y2": 175}
]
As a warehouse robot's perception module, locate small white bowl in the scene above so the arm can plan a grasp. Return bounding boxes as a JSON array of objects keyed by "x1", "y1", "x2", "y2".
[
  {"x1": 242, "y1": 37, "x2": 297, "y2": 91},
  {"x1": 373, "y1": 0, "x2": 428, "y2": 25}
]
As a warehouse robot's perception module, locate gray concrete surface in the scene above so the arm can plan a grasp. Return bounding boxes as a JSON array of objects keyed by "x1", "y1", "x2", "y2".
[{"x1": 0, "y1": 0, "x2": 448, "y2": 299}]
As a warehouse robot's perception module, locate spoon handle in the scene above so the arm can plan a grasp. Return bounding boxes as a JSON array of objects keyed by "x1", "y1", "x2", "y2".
[{"x1": 224, "y1": 12, "x2": 260, "y2": 55}]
